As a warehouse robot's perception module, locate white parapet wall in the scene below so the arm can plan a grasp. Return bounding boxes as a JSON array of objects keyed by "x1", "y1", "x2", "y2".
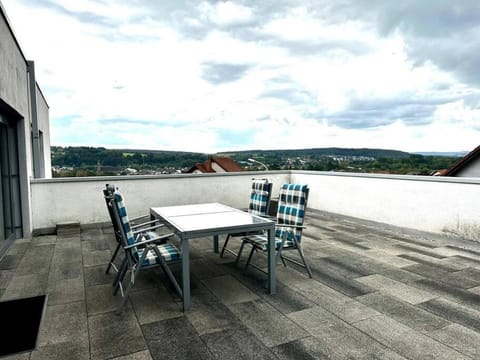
[
  {"x1": 292, "y1": 171, "x2": 480, "y2": 241},
  {"x1": 30, "y1": 170, "x2": 480, "y2": 241},
  {"x1": 30, "y1": 171, "x2": 289, "y2": 231}
]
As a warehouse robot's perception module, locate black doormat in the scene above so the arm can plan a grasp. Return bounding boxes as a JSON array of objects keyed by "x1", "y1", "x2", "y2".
[{"x1": 0, "y1": 295, "x2": 46, "y2": 356}]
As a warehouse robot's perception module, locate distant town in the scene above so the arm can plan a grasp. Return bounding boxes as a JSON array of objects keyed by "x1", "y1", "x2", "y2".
[{"x1": 51, "y1": 146, "x2": 462, "y2": 177}]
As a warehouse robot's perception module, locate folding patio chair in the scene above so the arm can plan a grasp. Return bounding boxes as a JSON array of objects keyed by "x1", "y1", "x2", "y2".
[
  {"x1": 220, "y1": 178, "x2": 272, "y2": 259},
  {"x1": 236, "y1": 183, "x2": 312, "y2": 278},
  {"x1": 103, "y1": 184, "x2": 166, "y2": 274},
  {"x1": 110, "y1": 190, "x2": 182, "y2": 311}
]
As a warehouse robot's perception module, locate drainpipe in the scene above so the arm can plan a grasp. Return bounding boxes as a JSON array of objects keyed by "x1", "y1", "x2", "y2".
[{"x1": 27, "y1": 60, "x2": 41, "y2": 178}]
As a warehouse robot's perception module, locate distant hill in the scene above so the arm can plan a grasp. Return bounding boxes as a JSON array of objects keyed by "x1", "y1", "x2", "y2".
[
  {"x1": 221, "y1": 147, "x2": 411, "y2": 159},
  {"x1": 51, "y1": 146, "x2": 460, "y2": 177},
  {"x1": 413, "y1": 151, "x2": 467, "y2": 157}
]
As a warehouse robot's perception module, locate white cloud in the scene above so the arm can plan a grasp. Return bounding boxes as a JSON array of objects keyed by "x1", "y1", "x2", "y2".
[{"x1": 2, "y1": 0, "x2": 480, "y2": 153}]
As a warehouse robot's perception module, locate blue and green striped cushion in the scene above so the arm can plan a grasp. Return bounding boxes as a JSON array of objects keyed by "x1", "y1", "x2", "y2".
[
  {"x1": 276, "y1": 184, "x2": 308, "y2": 243},
  {"x1": 248, "y1": 180, "x2": 270, "y2": 216},
  {"x1": 137, "y1": 243, "x2": 181, "y2": 266},
  {"x1": 113, "y1": 192, "x2": 136, "y2": 246},
  {"x1": 244, "y1": 234, "x2": 295, "y2": 251}
]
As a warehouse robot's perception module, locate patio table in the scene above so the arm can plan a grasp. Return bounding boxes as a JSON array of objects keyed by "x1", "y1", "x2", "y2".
[{"x1": 150, "y1": 203, "x2": 276, "y2": 311}]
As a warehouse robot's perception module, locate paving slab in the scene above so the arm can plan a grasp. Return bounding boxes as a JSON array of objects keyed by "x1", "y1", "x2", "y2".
[
  {"x1": 0, "y1": 269, "x2": 13, "y2": 289},
  {"x1": 46, "y1": 276, "x2": 85, "y2": 305},
  {"x1": 309, "y1": 261, "x2": 376, "y2": 297},
  {"x1": 392, "y1": 244, "x2": 447, "y2": 259},
  {"x1": 129, "y1": 287, "x2": 183, "y2": 324},
  {"x1": 398, "y1": 253, "x2": 463, "y2": 272},
  {"x1": 427, "y1": 323, "x2": 480, "y2": 359},
  {"x1": 89, "y1": 307, "x2": 147, "y2": 360},
  {"x1": 1, "y1": 273, "x2": 48, "y2": 300},
  {"x1": 142, "y1": 317, "x2": 212, "y2": 360},
  {"x1": 110, "y1": 350, "x2": 153, "y2": 360},
  {"x1": 412, "y1": 278, "x2": 480, "y2": 311},
  {"x1": 454, "y1": 267, "x2": 480, "y2": 282},
  {"x1": 355, "y1": 315, "x2": 470, "y2": 360},
  {"x1": 15, "y1": 245, "x2": 54, "y2": 275},
  {"x1": 288, "y1": 306, "x2": 391, "y2": 358},
  {"x1": 31, "y1": 341, "x2": 90, "y2": 360},
  {"x1": 404, "y1": 263, "x2": 480, "y2": 289},
  {"x1": 360, "y1": 249, "x2": 418, "y2": 268},
  {"x1": 82, "y1": 250, "x2": 112, "y2": 267},
  {"x1": 37, "y1": 301, "x2": 88, "y2": 348},
  {"x1": 86, "y1": 283, "x2": 123, "y2": 315},
  {"x1": 229, "y1": 299, "x2": 309, "y2": 347},
  {"x1": 84, "y1": 264, "x2": 116, "y2": 287},
  {"x1": 432, "y1": 246, "x2": 480, "y2": 259},
  {"x1": 201, "y1": 327, "x2": 277, "y2": 360},
  {"x1": 202, "y1": 274, "x2": 259, "y2": 305},
  {"x1": 417, "y1": 297, "x2": 480, "y2": 332},
  {"x1": 272, "y1": 337, "x2": 329, "y2": 360},
  {"x1": 357, "y1": 292, "x2": 449, "y2": 332},
  {"x1": 356, "y1": 274, "x2": 436, "y2": 304}
]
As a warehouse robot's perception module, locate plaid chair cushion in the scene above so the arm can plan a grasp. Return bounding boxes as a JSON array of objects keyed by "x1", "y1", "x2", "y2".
[
  {"x1": 248, "y1": 179, "x2": 270, "y2": 216},
  {"x1": 113, "y1": 192, "x2": 136, "y2": 246},
  {"x1": 244, "y1": 233, "x2": 295, "y2": 251},
  {"x1": 138, "y1": 243, "x2": 181, "y2": 266},
  {"x1": 276, "y1": 184, "x2": 308, "y2": 243}
]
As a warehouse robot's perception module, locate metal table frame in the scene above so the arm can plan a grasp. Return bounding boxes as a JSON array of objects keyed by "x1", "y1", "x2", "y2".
[{"x1": 150, "y1": 203, "x2": 276, "y2": 311}]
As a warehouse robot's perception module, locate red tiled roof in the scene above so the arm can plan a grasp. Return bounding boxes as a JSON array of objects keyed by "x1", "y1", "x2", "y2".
[
  {"x1": 442, "y1": 144, "x2": 480, "y2": 176},
  {"x1": 187, "y1": 156, "x2": 244, "y2": 173}
]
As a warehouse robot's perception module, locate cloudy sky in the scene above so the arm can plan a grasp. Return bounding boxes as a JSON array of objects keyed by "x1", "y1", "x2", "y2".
[{"x1": 2, "y1": 0, "x2": 480, "y2": 153}]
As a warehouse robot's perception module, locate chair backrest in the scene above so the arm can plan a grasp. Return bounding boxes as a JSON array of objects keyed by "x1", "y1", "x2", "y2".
[
  {"x1": 103, "y1": 184, "x2": 116, "y2": 222},
  {"x1": 276, "y1": 183, "x2": 309, "y2": 243},
  {"x1": 248, "y1": 179, "x2": 272, "y2": 216},
  {"x1": 103, "y1": 184, "x2": 122, "y2": 241},
  {"x1": 111, "y1": 191, "x2": 138, "y2": 248}
]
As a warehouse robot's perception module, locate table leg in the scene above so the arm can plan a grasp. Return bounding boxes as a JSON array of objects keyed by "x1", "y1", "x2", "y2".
[
  {"x1": 213, "y1": 235, "x2": 219, "y2": 253},
  {"x1": 267, "y1": 226, "x2": 276, "y2": 294},
  {"x1": 181, "y1": 237, "x2": 190, "y2": 311}
]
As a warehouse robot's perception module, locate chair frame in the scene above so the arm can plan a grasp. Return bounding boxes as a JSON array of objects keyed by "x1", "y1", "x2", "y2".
[
  {"x1": 109, "y1": 191, "x2": 182, "y2": 312},
  {"x1": 220, "y1": 179, "x2": 273, "y2": 259},
  {"x1": 237, "y1": 184, "x2": 312, "y2": 278},
  {"x1": 103, "y1": 184, "x2": 165, "y2": 274}
]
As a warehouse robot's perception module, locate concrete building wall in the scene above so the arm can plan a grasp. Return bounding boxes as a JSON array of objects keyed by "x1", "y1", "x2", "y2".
[
  {"x1": 0, "y1": 8, "x2": 29, "y2": 116},
  {"x1": 36, "y1": 85, "x2": 51, "y2": 178},
  {"x1": 454, "y1": 160, "x2": 480, "y2": 177},
  {"x1": 0, "y1": 4, "x2": 51, "y2": 238}
]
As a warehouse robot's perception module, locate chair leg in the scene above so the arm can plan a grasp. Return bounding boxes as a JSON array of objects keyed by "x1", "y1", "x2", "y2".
[
  {"x1": 117, "y1": 249, "x2": 148, "y2": 313},
  {"x1": 106, "y1": 242, "x2": 121, "y2": 274},
  {"x1": 220, "y1": 234, "x2": 232, "y2": 258},
  {"x1": 153, "y1": 247, "x2": 183, "y2": 298},
  {"x1": 234, "y1": 240, "x2": 247, "y2": 267},
  {"x1": 113, "y1": 257, "x2": 128, "y2": 295},
  {"x1": 297, "y1": 245, "x2": 312, "y2": 279},
  {"x1": 117, "y1": 263, "x2": 141, "y2": 313},
  {"x1": 276, "y1": 246, "x2": 287, "y2": 267},
  {"x1": 244, "y1": 244, "x2": 256, "y2": 270}
]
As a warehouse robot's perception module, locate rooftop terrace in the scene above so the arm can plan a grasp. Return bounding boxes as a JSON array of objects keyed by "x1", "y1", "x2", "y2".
[{"x1": 2, "y1": 209, "x2": 480, "y2": 359}]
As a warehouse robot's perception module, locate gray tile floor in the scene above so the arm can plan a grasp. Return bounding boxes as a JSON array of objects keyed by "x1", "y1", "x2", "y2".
[{"x1": 2, "y1": 211, "x2": 480, "y2": 359}]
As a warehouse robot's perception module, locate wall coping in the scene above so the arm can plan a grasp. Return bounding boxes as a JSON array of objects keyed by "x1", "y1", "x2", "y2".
[{"x1": 31, "y1": 170, "x2": 480, "y2": 185}]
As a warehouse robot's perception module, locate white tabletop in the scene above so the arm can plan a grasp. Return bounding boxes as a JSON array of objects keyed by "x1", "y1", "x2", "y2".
[{"x1": 151, "y1": 203, "x2": 273, "y2": 235}]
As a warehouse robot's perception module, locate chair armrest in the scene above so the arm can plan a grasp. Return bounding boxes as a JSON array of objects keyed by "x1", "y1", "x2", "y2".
[
  {"x1": 125, "y1": 233, "x2": 174, "y2": 249},
  {"x1": 129, "y1": 214, "x2": 151, "y2": 223},
  {"x1": 131, "y1": 219, "x2": 161, "y2": 230},
  {"x1": 132, "y1": 223, "x2": 165, "y2": 235}
]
